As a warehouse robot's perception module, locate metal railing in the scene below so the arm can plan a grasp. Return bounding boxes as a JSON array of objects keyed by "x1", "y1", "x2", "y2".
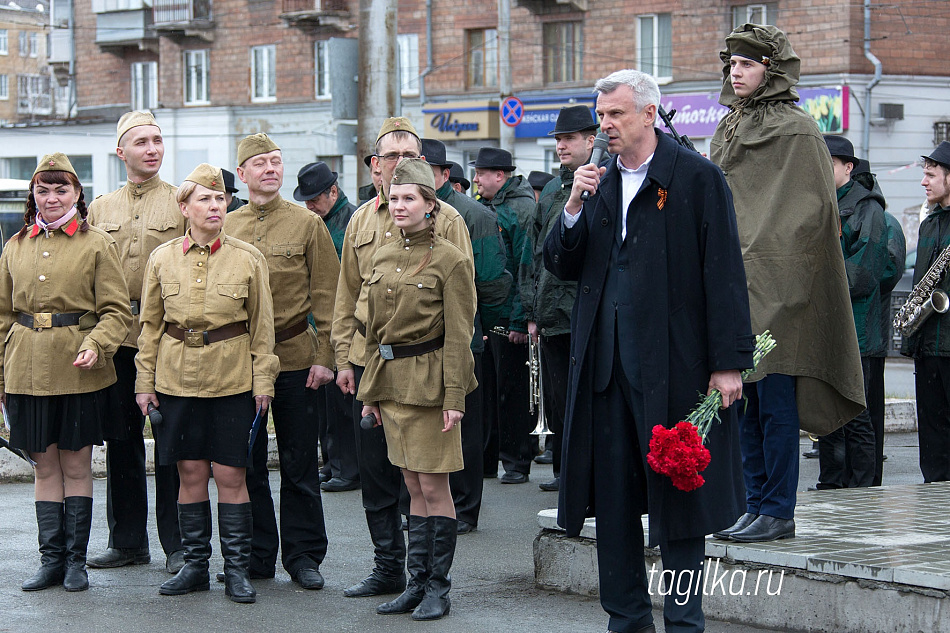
[
  {"x1": 280, "y1": 0, "x2": 347, "y2": 14},
  {"x1": 153, "y1": 0, "x2": 211, "y2": 25}
]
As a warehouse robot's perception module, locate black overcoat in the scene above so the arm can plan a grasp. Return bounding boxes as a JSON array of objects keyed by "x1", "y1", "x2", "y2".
[{"x1": 543, "y1": 131, "x2": 754, "y2": 546}]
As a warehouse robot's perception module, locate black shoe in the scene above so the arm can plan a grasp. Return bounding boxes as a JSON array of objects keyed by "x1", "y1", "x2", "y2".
[
  {"x1": 534, "y1": 449, "x2": 553, "y2": 465},
  {"x1": 344, "y1": 507, "x2": 407, "y2": 597},
  {"x1": 500, "y1": 471, "x2": 528, "y2": 484},
  {"x1": 165, "y1": 549, "x2": 185, "y2": 574},
  {"x1": 293, "y1": 568, "x2": 325, "y2": 590},
  {"x1": 321, "y1": 477, "x2": 360, "y2": 492},
  {"x1": 216, "y1": 568, "x2": 273, "y2": 583},
  {"x1": 377, "y1": 515, "x2": 429, "y2": 614},
  {"x1": 539, "y1": 477, "x2": 559, "y2": 492},
  {"x1": 411, "y1": 516, "x2": 457, "y2": 621},
  {"x1": 22, "y1": 501, "x2": 66, "y2": 591},
  {"x1": 319, "y1": 469, "x2": 332, "y2": 484},
  {"x1": 730, "y1": 515, "x2": 795, "y2": 543},
  {"x1": 802, "y1": 448, "x2": 819, "y2": 459},
  {"x1": 87, "y1": 546, "x2": 151, "y2": 569},
  {"x1": 456, "y1": 521, "x2": 476, "y2": 534},
  {"x1": 713, "y1": 512, "x2": 757, "y2": 540},
  {"x1": 344, "y1": 573, "x2": 407, "y2": 597},
  {"x1": 160, "y1": 501, "x2": 212, "y2": 596},
  {"x1": 483, "y1": 471, "x2": 498, "y2": 479},
  {"x1": 63, "y1": 497, "x2": 93, "y2": 592}
]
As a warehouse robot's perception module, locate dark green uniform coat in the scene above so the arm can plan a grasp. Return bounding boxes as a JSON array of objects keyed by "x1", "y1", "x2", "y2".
[
  {"x1": 485, "y1": 175, "x2": 536, "y2": 333},
  {"x1": 903, "y1": 205, "x2": 950, "y2": 358}
]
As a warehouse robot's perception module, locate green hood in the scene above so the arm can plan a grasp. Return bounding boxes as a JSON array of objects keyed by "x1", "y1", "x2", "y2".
[{"x1": 718, "y1": 23, "x2": 800, "y2": 108}]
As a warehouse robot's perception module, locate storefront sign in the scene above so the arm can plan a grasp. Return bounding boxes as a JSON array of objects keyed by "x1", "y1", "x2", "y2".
[{"x1": 422, "y1": 101, "x2": 499, "y2": 141}]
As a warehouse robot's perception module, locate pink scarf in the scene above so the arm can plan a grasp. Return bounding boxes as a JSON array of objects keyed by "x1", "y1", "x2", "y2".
[{"x1": 36, "y1": 206, "x2": 78, "y2": 234}]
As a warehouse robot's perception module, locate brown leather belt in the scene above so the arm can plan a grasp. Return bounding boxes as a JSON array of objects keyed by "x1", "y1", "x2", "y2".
[
  {"x1": 165, "y1": 322, "x2": 248, "y2": 347},
  {"x1": 275, "y1": 319, "x2": 309, "y2": 344},
  {"x1": 379, "y1": 335, "x2": 444, "y2": 360},
  {"x1": 18, "y1": 312, "x2": 84, "y2": 330}
]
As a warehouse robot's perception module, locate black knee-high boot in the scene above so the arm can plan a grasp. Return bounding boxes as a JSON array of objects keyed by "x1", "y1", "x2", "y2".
[
  {"x1": 160, "y1": 501, "x2": 212, "y2": 595},
  {"x1": 343, "y1": 507, "x2": 407, "y2": 597},
  {"x1": 376, "y1": 514, "x2": 429, "y2": 614},
  {"x1": 63, "y1": 496, "x2": 93, "y2": 592},
  {"x1": 219, "y1": 502, "x2": 256, "y2": 603},
  {"x1": 411, "y1": 516, "x2": 457, "y2": 621},
  {"x1": 22, "y1": 501, "x2": 66, "y2": 591}
]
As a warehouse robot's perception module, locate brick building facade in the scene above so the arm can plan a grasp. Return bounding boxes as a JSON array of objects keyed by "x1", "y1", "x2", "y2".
[{"x1": 0, "y1": 5, "x2": 52, "y2": 126}]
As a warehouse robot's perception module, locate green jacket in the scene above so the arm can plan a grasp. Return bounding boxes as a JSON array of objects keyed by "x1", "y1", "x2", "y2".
[
  {"x1": 323, "y1": 193, "x2": 356, "y2": 260},
  {"x1": 486, "y1": 175, "x2": 536, "y2": 333},
  {"x1": 519, "y1": 165, "x2": 577, "y2": 336},
  {"x1": 838, "y1": 180, "x2": 889, "y2": 356},
  {"x1": 903, "y1": 205, "x2": 950, "y2": 358},
  {"x1": 437, "y1": 183, "x2": 511, "y2": 352}
]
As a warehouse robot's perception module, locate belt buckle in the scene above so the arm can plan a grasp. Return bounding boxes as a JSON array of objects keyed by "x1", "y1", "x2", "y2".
[
  {"x1": 185, "y1": 330, "x2": 205, "y2": 347},
  {"x1": 33, "y1": 312, "x2": 52, "y2": 330},
  {"x1": 130, "y1": 300, "x2": 140, "y2": 316},
  {"x1": 378, "y1": 344, "x2": 394, "y2": 361}
]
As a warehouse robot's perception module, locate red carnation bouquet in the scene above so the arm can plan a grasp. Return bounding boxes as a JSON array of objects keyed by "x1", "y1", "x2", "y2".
[{"x1": 647, "y1": 331, "x2": 776, "y2": 492}]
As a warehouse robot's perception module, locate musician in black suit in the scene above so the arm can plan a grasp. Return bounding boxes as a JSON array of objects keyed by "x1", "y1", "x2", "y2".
[{"x1": 543, "y1": 69, "x2": 754, "y2": 633}]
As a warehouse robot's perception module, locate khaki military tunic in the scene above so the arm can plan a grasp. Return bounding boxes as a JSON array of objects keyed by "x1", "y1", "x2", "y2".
[
  {"x1": 0, "y1": 217, "x2": 133, "y2": 395},
  {"x1": 88, "y1": 175, "x2": 187, "y2": 348},
  {"x1": 224, "y1": 196, "x2": 339, "y2": 372},
  {"x1": 332, "y1": 191, "x2": 473, "y2": 370},
  {"x1": 134, "y1": 231, "x2": 279, "y2": 398}
]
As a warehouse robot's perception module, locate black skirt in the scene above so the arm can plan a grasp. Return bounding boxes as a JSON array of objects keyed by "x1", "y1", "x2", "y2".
[
  {"x1": 7, "y1": 389, "x2": 114, "y2": 453},
  {"x1": 152, "y1": 391, "x2": 257, "y2": 468}
]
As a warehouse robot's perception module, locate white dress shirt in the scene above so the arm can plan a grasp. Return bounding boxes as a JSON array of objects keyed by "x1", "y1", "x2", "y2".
[{"x1": 563, "y1": 153, "x2": 655, "y2": 241}]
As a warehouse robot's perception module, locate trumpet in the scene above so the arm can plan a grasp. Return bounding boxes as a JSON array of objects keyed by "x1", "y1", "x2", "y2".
[{"x1": 527, "y1": 336, "x2": 552, "y2": 436}]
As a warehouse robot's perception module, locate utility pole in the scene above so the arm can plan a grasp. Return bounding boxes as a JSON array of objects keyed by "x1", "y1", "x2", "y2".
[
  {"x1": 497, "y1": 0, "x2": 514, "y2": 156},
  {"x1": 358, "y1": 0, "x2": 398, "y2": 185}
]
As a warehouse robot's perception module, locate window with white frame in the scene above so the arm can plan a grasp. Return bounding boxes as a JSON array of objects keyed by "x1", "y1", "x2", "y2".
[
  {"x1": 637, "y1": 13, "x2": 672, "y2": 83},
  {"x1": 19, "y1": 32, "x2": 27, "y2": 57},
  {"x1": 314, "y1": 40, "x2": 330, "y2": 99},
  {"x1": 29, "y1": 32, "x2": 38, "y2": 57},
  {"x1": 183, "y1": 49, "x2": 209, "y2": 105},
  {"x1": 398, "y1": 33, "x2": 419, "y2": 97},
  {"x1": 732, "y1": 3, "x2": 777, "y2": 28},
  {"x1": 131, "y1": 61, "x2": 158, "y2": 110},
  {"x1": 0, "y1": 30, "x2": 8, "y2": 55},
  {"x1": 543, "y1": 21, "x2": 583, "y2": 84},
  {"x1": 251, "y1": 45, "x2": 276, "y2": 103},
  {"x1": 466, "y1": 28, "x2": 497, "y2": 89},
  {"x1": 0, "y1": 75, "x2": 7, "y2": 100}
]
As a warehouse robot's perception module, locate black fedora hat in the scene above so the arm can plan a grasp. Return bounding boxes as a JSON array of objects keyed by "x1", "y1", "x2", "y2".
[
  {"x1": 824, "y1": 135, "x2": 858, "y2": 166},
  {"x1": 294, "y1": 162, "x2": 338, "y2": 201},
  {"x1": 923, "y1": 141, "x2": 950, "y2": 170},
  {"x1": 548, "y1": 105, "x2": 599, "y2": 136},
  {"x1": 363, "y1": 154, "x2": 374, "y2": 168},
  {"x1": 469, "y1": 147, "x2": 515, "y2": 171},
  {"x1": 221, "y1": 168, "x2": 239, "y2": 193},
  {"x1": 528, "y1": 171, "x2": 555, "y2": 191},
  {"x1": 422, "y1": 139, "x2": 452, "y2": 169},
  {"x1": 448, "y1": 162, "x2": 470, "y2": 192}
]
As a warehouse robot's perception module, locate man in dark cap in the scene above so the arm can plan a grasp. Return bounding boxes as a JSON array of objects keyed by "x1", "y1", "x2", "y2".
[
  {"x1": 902, "y1": 141, "x2": 950, "y2": 482},
  {"x1": 814, "y1": 135, "x2": 888, "y2": 490},
  {"x1": 527, "y1": 171, "x2": 555, "y2": 201},
  {"x1": 222, "y1": 168, "x2": 245, "y2": 212},
  {"x1": 520, "y1": 104, "x2": 598, "y2": 492},
  {"x1": 423, "y1": 138, "x2": 511, "y2": 532},
  {"x1": 471, "y1": 147, "x2": 537, "y2": 484},
  {"x1": 448, "y1": 162, "x2": 471, "y2": 194},
  {"x1": 294, "y1": 162, "x2": 359, "y2": 493}
]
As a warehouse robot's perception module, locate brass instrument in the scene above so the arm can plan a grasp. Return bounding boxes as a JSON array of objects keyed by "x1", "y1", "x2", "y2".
[
  {"x1": 527, "y1": 336, "x2": 552, "y2": 436},
  {"x1": 894, "y1": 242, "x2": 950, "y2": 337}
]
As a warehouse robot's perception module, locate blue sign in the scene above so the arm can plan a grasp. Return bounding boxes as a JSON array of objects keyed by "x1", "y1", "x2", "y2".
[
  {"x1": 515, "y1": 106, "x2": 597, "y2": 138},
  {"x1": 500, "y1": 97, "x2": 524, "y2": 127}
]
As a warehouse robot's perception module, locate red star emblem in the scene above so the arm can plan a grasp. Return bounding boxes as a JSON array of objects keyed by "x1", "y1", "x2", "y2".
[
  {"x1": 49, "y1": 160, "x2": 55, "y2": 167},
  {"x1": 211, "y1": 180, "x2": 217, "y2": 186},
  {"x1": 394, "y1": 121, "x2": 401, "y2": 127}
]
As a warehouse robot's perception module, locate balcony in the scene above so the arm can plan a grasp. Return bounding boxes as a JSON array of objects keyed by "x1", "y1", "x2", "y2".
[
  {"x1": 17, "y1": 74, "x2": 53, "y2": 118},
  {"x1": 95, "y1": 10, "x2": 157, "y2": 51},
  {"x1": 516, "y1": 0, "x2": 588, "y2": 13},
  {"x1": 153, "y1": 0, "x2": 213, "y2": 39},
  {"x1": 279, "y1": 0, "x2": 351, "y2": 30}
]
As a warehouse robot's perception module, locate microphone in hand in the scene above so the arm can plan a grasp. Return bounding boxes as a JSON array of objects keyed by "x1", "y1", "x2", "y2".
[
  {"x1": 360, "y1": 413, "x2": 377, "y2": 430},
  {"x1": 147, "y1": 402, "x2": 163, "y2": 426},
  {"x1": 580, "y1": 132, "x2": 610, "y2": 202}
]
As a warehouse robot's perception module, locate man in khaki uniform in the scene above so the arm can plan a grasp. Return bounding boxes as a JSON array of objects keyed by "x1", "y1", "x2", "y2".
[
  {"x1": 87, "y1": 111, "x2": 187, "y2": 574},
  {"x1": 332, "y1": 117, "x2": 473, "y2": 599},
  {"x1": 223, "y1": 133, "x2": 339, "y2": 590}
]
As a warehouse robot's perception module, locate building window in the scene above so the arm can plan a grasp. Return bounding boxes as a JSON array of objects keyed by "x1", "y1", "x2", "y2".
[
  {"x1": 0, "y1": 30, "x2": 8, "y2": 55},
  {"x1": 314, "y1": 40, "x2": 330, "y2": 99},
  {"x1": 110, "y1": 154, "x2": 127, "y2": 189},
  {"x1": 466, "y1": 28, "x2": 497, "y2": 89},
  {"x1": 29, "y1": 32, "x2": 38, "y2": 57},
  {"x1": 3, "y1": 157, "x2": 38, "y2": 180},
  {"x1": 19, "y1": 32, "x2": 27, "y2": 57},
  {"x1": 637, "y1": 13, "x2": 672, "y2": 82},
  {"x1": 17, "y1": 74, "x2": 52, "y2": 115},
  {"x1": 251, "y1": 45, "x2": 276, "y2": 103},
  {"x1": 732, "y1": 3, "x2": 777, "y2": 28},
  {"x1": 0, "y1": 75, "x2": 7, "y2": 100},
  {"x1": 131, "y1": 61, "x2": 158, "y2": 110},
  {"x1": 543, "y1": 22, "x2": 582, "y2": 85},
  {"x1": 398, "y1": 33, "x2": 419, "y2": 97},
  {"x1": 183, "y1": 49, "x2": 209, "y2": 105}
]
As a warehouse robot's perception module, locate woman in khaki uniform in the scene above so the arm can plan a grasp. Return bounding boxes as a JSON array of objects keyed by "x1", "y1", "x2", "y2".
[
  {"x1": 135, "y1": 164, "x2": 278, "y2": 604},
  {"x1": 0, "y1": 153, "x2": 132, "y2": 593},
  {"x1": 359, "y1": 159, "x2": 477, "y2": 621}
]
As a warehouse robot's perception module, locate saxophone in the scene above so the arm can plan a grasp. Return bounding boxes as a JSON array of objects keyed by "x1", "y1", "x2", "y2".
[{"x1": 894, "y1": 242, "x2": 950, "y2": 337}]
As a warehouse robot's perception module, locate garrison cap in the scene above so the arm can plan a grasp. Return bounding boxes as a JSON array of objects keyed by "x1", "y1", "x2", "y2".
[
  {"x1": 33, "y1": 152, "x2": 78, "y2": 179},
  {"x1": 184, "y1": 163, "x2": 225, "y2": 192},
  {"x1": 117, "y1": 111, "x2": 160, "y2": 145},
  {"x1": 391, "y1": 158, "x2": 435, "y2": 191},
  {"x1": 725, "y1": 29, "x2": 772, "y2": 66},
  {"x1": 237, "y1": 133, "x2": 281, "y2": 167},
  {"x1": 376, "y1": 117, "x2": 420, "y2": 143}
]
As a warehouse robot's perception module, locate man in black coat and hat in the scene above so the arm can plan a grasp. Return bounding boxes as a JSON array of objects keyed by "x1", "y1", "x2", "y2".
[{"x1": 544, "y1": 69, "x2": 753, "y2": 633}]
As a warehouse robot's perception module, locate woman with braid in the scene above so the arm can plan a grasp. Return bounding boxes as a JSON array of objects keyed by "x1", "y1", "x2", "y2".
[
  {"x1": 358, "y1": 158, "x2": 477, "y2": 621},
  {"x1": 0, "y1": 153, "x2": 131, "y2": 592}
]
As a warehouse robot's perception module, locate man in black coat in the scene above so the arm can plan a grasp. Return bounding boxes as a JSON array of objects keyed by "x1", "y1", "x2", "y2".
[{"x1": 544, "y1": 69, "x2": 754, "y2": 633}]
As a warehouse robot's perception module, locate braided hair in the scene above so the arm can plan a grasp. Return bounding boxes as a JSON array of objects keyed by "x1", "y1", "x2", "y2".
[
  {"x1": 411, "y1": 184, "x2": 441, "y2": 275},
  {"x1": 17, "y1": 170, "x2": 88, "y2": 240}
]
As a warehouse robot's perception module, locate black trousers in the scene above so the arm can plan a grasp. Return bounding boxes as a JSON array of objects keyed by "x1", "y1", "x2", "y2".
[
  {"x1": 488, "y1": 334, "x2": 534, "y2": 475},
  {"x1": 867, "y1": 356, "x2": 886, "y2": 486},
  {"x1": 915, "y1": 356, "x2": 950, "y2": 482},
  {"x1": 540, "y1": 333, "x2": 570, "y2": 476},
  {"x1": 319, "y1": 376, "x2": 359, "y2": 481},
  {"x1": 592, "y1": 350, "x2": 705, "y2": 633},
  {"x1": 450, "y1": 352, "x2": 484, "y2": 526},
  {"x1": 247, "y1": 368, "x2": 328, "y2": 575},
  {"x1": 818, "y1": 356, "x2": 875, "y2": 488},
  {"x1": 482, "y1": 340, "x2": 499, "y2": 476},
  {"x1": 105, "y1": 347, "x2": 181, "y2": 555}
]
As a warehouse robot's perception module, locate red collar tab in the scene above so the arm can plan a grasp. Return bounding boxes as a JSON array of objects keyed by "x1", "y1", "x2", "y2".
[
  {"x1": 28, "y1": 224, "x2": 40, "y2": 239},
  {"x1": 208, "y1": 237, "x2": 222, "y2": 255},
  {"x1": 183, "y1": 235, "x2": 223, "y2": 255},
  {"x1": 182, "y1": 235, "x2": 192, "y2": 254},
  {"x1": 62, "y1": 216, "x2": 79, "y2": 236}
]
